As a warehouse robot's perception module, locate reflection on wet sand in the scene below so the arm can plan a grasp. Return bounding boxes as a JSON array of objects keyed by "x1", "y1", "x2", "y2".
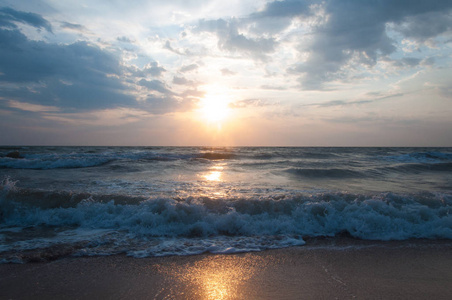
[{"x1": 159, "y1": 254, "x2": 266, "y2": 299}]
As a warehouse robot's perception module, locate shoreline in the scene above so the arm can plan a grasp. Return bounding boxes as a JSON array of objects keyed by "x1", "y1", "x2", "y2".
[{"x1": 1, "y1": 239, "x2": 452, "y2": 299}]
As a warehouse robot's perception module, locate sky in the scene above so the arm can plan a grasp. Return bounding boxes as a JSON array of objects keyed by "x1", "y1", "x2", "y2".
[{"x1": 0, "y1": 0, "x2": 451, "y2": 146}]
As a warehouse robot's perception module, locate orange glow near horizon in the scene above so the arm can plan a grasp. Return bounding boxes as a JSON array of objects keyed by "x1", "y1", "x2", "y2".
[{"x1": 184, "y1": 85, "x2": 250, "y2": 146}]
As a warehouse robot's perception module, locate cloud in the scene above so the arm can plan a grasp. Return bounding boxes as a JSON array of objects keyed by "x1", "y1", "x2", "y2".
[
  {"x1": 323, "y1": 115, "x2": 420, "y2": 127},
  {"x1": 438, "y1": 84, "x2": 452, "y2": 99},
  {"x1": 220, "y1": 68, "x2": 236, "y2": 76},
  {"x1": 180, "y1": 88, "x2": 204, "y2": 98},
  {"x1": 172, "y1": 76, "x2": 194, "y2": 85},
  {"x1": 392, "y1": 9, "x2": 452, "y2": 43},
  {"x1": 384, "y1": 57, "x2": 436, "y2": 69},
  {"x1": 164, "y1": 40, "x2": 193, "y2": 56},
  {"x1": 7, "y1": 100, "x2": 60, "y2": 112},
  {"x1": 40, "y1": 107, "x2": 151, "y2": 127},
  {"x1": 309, "y1": 93, "x2": 404, "y2": 108},
  {"x1": 0, "y1": 7, "x2": 52, "y2": 32},
  {"x1": 140, "y1": 95, "x2": 197, "y2": 115},
  {"x1": 248, "y1": 0, "x2": 312, "y2": 34},
  {"x1": 138, "y1": 79, "x2": 173, "y2": 94},
  {"x1": 394, "y1": 57, "x2": 422, "y2": 68},
  {"x1": 196, "y1": 18, "x2": 276, "y2": 60},
  {"x1": 117, "y1": 36, "x2": 135, "y2": 43},
  {"x1": 0, "y1": 27, "x2": 136, "y2": 110},
  {"x1": 229, "y1": 98, "x2": 272, "y2": 109},
  {"x1": 255, "y1": 0, "x2": 311, "y2": 18},
  {"x1": 261, "y1": 0, "x2": 452, "y2": 90},
  {"x1": 60, "y1": 21, "x2": 88, "y2": 33},
  {"x1": 130, "y1": 62, "x2": 166, "y2": 77},
  {"x1": 180, "y1": 63, "x2": 198, "y2": 73},
  {"x1": 0, "y1": 8, "x2": 205, "y2": 120},
  {"x1": 191, "y1": 1, "x2": 451, "y2": 89},
  {"x1": 261, "y1": 85, "x2": 287, "y2": 90}
]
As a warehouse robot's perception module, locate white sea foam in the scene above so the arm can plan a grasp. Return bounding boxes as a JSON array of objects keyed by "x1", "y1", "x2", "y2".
[
  {"x1": 1, "y1": 146, "x2": 452, "y2": 263},
  {"x1": 1, "y1": 189, "x2": 451, "y2": 262}
]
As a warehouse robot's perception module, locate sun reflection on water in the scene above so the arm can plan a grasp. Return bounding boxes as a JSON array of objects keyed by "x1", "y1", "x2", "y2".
[
  {"x1": 204, "y1": 170, "x2": 222, "y2": 182},
  {"x1": 201, "y1": 163, "x2": 225, "y2": 183},
  {"x1": 198, "y1": 163, "x2": 228, "y2": 198}
]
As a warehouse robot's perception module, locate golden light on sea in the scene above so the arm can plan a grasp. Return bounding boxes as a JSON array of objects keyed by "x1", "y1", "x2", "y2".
[
  {"x1": 204, "y1": 171, "x2": 222, "y2": 182},
  {"x1": 203, "y1": 164, "x2": 224, "y2": 182}
]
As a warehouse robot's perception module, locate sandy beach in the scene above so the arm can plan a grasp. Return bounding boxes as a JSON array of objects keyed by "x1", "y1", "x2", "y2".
[{"x1": 1, "y1": 239, "x2": 452, "y2": 299}]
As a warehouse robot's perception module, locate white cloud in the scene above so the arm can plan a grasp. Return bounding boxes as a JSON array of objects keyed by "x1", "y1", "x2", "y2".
[{"x1": 1, "y1": 1, "x2": 452, "y2": 146}]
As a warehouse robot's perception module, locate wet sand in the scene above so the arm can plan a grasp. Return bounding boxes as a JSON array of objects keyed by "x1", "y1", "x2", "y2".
[{"x1": 1, "y1": 239, "x2": 452, "y2": 299}]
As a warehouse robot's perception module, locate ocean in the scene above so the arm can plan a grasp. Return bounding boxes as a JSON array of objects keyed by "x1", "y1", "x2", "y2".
[{"x1": 1, "y1": 146, "x2": 451, "y2": 263}]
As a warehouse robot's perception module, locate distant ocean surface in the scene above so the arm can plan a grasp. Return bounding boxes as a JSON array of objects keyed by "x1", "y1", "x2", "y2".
[{"x1": 1, "y1": 146, "x2": 451, "y2": 263}]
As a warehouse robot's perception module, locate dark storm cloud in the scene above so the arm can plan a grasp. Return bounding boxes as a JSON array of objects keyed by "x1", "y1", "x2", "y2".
[{"x1": 0, "y1": 7, "x2": 52, "y2": 32}]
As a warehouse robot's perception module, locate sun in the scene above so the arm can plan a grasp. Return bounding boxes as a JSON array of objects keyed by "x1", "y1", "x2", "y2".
[{"x1": 198, "y1": 94, "x2": 231, "y2": 123}]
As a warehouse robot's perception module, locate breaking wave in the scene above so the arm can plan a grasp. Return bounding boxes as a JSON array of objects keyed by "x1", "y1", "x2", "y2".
[{"x1": 1, "y1": 178, "x2": 451, "y2": 263}]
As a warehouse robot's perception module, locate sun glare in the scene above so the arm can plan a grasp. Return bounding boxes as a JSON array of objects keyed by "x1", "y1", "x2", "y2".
[{"x1": 198, "y1": 94, "x2": 231, "y2": 124}]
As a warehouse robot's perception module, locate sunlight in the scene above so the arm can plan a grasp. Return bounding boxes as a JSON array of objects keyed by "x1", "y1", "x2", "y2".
[
  {"x1": 197, "y1": 163, "x2": 230, "y2": 198},
  {"x1": 204, "y1": 171, "x2": 222, "y2": 181},
  {"x1": 172, "y1": 255, "x2": 261, "y2": 300},
  {"x1": 198, "y1": 93, "x2": 231, "y2": 124},
  {"x1": 202, "y1": 164, "x2": 224, "y2": 182}
]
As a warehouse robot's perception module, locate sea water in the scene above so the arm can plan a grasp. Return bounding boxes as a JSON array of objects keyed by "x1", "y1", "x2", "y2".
[{"x1": 0, "y1": 147, "x2": 451, "y2": 263}]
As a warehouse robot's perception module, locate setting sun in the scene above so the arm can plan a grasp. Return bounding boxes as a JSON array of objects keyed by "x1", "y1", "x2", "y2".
[{"x1": 198, "y1": 94, "x2": 231, "y2": 124}]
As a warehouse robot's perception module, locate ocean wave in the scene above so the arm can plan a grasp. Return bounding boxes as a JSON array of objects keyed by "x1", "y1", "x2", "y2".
[
  {"x1": 377, "y1": 162, "x2": 452, "y2": 174},
  {"x1": 382, "y1": 151, "x2": 452, "y2": 164},
  {"x1": 197, "y1": 152, "x2": 236, "y2": 160},
  {"x1": 0, "y1": 156, "x2": 113, "y2": 170},
  {"x1": 239, "y1": 148, "x2": 340, "y2": 160},
  {"x1": 0, "y1": 152, "x2": 180, "y2": 170},
  {"x1": 1, "y1": 179, "x2": 452, "y2": 262},
  {"x1": 0, "y1": 149, "x2": 236, "y2": 169},
  {"x1": 286, "y1": 167, "x2": 363, "y2": 178}
]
